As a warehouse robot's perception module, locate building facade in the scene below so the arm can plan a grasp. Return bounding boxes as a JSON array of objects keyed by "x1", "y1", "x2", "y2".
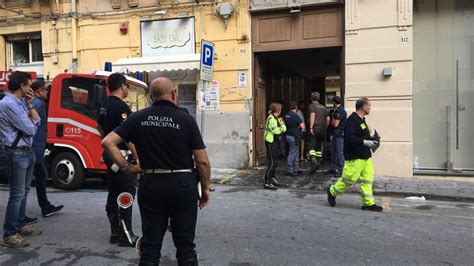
[
  {"x1": 0, "y1": 0, "x2": 253, "y2": 169},
  {"x1": 1, "y1": 0, "x2": 472, "y2": 177}
]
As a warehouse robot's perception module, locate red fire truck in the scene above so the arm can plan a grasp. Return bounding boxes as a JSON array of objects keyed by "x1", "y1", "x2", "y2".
[
  {"x1": 1, "y1": 70, "x2": 149, "y2": 189},
  {"x1": 46, "y1": 71, "x2": 149, "y2": 189}
]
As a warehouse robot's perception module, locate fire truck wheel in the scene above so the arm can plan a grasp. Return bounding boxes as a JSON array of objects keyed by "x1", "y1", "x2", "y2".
[{"x1": 51, "y1": 151, "x2": 85, "y2": 190}]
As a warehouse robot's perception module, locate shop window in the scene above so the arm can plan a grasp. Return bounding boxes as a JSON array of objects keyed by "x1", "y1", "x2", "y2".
[
  {"x1": 60, "y1": 77, "x2": 105, "y2": 120},
  {"x1": 7, "y1": 33, "x2": 43, "y2": 66}
]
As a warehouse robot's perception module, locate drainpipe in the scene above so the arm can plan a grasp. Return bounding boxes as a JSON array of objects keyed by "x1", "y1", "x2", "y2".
[{"x1": 71, "y1": 0, "x2": 78, "y2": 72}]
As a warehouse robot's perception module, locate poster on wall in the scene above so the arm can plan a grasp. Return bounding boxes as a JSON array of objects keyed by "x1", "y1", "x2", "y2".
[
  {"x1": 199, "y1": 80, "x2": 220, "y2": 111},
  {"x1": 141, "y1": 18, "x2": 195, "y2": 56}
]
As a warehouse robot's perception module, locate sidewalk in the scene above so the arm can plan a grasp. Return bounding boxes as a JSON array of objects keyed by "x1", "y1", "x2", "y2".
[{"x1": 211, "y1": 165, "x2": 474, "y2": 202}]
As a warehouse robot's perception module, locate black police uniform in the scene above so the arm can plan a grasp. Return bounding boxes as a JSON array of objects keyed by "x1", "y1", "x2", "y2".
[
  {"x1": 114, "y1": 100, "x2": 205, "y2": 265},
  {"x1": 97, "y1": 95, "x2": 138, "y2": 245}
]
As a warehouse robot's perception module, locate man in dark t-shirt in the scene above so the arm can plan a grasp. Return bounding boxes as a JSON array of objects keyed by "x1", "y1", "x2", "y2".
[
  {"x1": 307, "y1": 91, "x2": 330, "y2": 174},
  {"x1": 101, "y1": 77, "x2": 211, "y2": 265},
  {"x1": 97, "y1": 73, "x2": 138, "y2": 247},
  {"x1": 285, "y1": 101, "x2": 305, "y2": 175}
]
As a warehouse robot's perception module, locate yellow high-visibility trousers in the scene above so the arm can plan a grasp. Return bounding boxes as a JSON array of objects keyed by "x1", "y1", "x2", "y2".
[{"x1": 329, "y1": 158, "x2": 375, "y2": 206}]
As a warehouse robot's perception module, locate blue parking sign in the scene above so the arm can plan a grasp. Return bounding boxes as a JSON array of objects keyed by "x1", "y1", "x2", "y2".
[{"x1": 200, "y1": 40, "x2": 215, "y2": 81}]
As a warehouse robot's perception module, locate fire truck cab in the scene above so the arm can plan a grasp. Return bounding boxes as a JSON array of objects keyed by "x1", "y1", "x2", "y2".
[{"x1": 46, "y1": 71, "x2": 149, "y2": 189}]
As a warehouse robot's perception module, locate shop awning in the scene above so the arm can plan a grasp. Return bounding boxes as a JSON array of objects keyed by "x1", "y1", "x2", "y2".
[{"x1": 112, "y1": 53, "x2": 200, "y2": 73}]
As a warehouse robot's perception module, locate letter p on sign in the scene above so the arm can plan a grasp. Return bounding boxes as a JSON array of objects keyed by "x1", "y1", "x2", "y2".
[{"x1": 200, "y1": 40, "x2": 215, "y2": 81}]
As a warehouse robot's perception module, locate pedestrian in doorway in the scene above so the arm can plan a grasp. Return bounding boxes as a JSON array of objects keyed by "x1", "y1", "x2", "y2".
[
  {"x1": 29, "y1": 79, "x2": 64, "y2": 219},
  {"x1": 97, "y1": 73, "x2": 139, "y2": 247},
  {"x1": 327, "y1": 97, "x2": 383, "y2": 212},
  {"x1": 326, "y1": 96, "x2": 347, "y2": 177},
  {"x1": 285, "y1": 101, "x2": 305, "y2": 176},
  {"x1": 296, "y1": 101, "x2": 306, "y2": 162},
  {"x1": 307, "y1": 92, "x2": 330, "y2": 174},
  {"x1": 1, "y1": 71, "x2": 42, "y2": 248},
  {"x1": 263, "y1": 102, "x2": 286, "y2": 190},
  {"x1": 101, "y1": 77, "x2": 211, "y2": 265}
]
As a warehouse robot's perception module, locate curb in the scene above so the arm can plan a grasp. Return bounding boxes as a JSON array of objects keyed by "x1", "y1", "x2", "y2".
[{"x1": 211, "y1": 178, "x2": 474, "y2": 203}]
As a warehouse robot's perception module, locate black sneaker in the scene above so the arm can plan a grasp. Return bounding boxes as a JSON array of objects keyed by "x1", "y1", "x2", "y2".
[
  {"x1": 24, "y1": 216, "x2": 38, "y2": 225},
  {"x1": 326, "y1": 187, "x2": 336, "y2": 207},
  {"x1": 361, "y1": 204, "x2": 384, "y2": 212},
  {"x1": 42, "y1": 205, "x2": 64, "y2": 217}
]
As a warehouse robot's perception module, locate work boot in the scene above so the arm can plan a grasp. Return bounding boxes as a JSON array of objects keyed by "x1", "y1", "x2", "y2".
[
  {"x1": 118, "y1": 207, "x2": 139, "y2": 247},
  {"x1": 271, "y1": 176, "x2": 281, "y2": 186},
  {"x1": 263, "y1": 182, "x2": 277, "y2": 190},
  {"x1": 107, "y1": 213, "x2": 120, "y2": 244},
  {"x1": 326, "y1": 187, "x2": 336, "y2": 207},
  {"x1": 310, "y1": 156, "x2": 320, "y2": 174},
  {"x1": 361, "y1": 204, "x2": 384, "y2": 212},
  {"x1": 178, "y1": 254, "x2": 198, "y2": 266}
]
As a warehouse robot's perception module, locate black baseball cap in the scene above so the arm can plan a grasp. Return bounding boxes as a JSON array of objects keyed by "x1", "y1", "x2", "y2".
[{"x1": 332, "y1": 96, "x2": 342, "y2": 104}]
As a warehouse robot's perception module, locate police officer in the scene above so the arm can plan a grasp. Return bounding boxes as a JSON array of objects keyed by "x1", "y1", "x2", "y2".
[
  {"x1": 326, "y1": 97, "x2": 383, "y2": 212},
  {"x1": 326, "y1": 96, "x2": 347, "y2": 177},
  {"x1": 307, "y1": 92, "x2": 330, "y2": 174},
  {"x1": 97, "y1": 73, "x2": 139, "y2": 247},
  {"x1": 101, "y1": 77, "x2": 211, "y2": 265}
]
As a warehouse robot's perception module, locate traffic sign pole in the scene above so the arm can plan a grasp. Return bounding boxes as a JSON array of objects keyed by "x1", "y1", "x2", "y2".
[{"x1": 199, "y1": 40, "x2": 215, "y2": 137}]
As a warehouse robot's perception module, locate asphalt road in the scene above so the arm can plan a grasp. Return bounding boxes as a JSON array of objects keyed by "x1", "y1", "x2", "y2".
[{"x1": 0, "y1": 183, "x2": 473, "y2": 265}]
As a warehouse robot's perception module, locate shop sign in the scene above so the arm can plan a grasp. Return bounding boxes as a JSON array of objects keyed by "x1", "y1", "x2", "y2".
[{"x1": 141, "y1": 18, "x2": 195, "y2": 56}]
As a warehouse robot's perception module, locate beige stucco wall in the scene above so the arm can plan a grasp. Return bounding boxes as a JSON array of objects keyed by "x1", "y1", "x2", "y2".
[{"x1": 345, "y1": 0, "x2": 413, "y2": 178}]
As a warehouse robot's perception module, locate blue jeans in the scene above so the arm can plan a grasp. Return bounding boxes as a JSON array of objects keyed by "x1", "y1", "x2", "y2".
[
  {"x1": 330, "y1": 136, "x2": 345, "y2": 175},
  {"x1": 286, "y1": 135, "x2": 300, "y2": 174},
  {"x1": 3, "y1": 150, "x2": 35, "y2": 237}
]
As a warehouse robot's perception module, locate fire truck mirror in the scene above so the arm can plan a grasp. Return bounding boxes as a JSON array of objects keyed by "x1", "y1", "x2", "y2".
[{"x1": 93, "y1": 84, "x2": 107, "y2": 107}]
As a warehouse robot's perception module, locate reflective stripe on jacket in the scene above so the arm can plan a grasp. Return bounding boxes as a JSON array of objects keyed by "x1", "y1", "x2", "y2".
[{"x1": 264, "y1": 114, "x2": 286, "y2": 143}]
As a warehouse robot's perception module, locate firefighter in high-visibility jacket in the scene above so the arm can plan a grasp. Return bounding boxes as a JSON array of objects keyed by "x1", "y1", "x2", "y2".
[
  {"x1": 327, "y1": 97, "x2": 383, "y2": 212},
  {"x1": 263, "y1": 102, "x2": 287, "y2": 190}
]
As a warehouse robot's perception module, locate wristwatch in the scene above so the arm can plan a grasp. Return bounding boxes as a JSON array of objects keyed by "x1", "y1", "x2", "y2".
[
  {"x1": 120, "y1": 163, "x2": 130, "y2": 172},
  {"x1": 27, "y1": 105, "x2": 35, "y2": 111}
]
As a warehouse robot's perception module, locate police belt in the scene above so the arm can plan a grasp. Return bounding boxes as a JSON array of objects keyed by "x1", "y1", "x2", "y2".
[{"x1": 143, "y1": 168, "x2": 193, "y2": 174}]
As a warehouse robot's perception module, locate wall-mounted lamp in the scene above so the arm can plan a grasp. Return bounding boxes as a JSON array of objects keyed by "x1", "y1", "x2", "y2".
[
  {"x1": 177, "y1": 12, "x2": 189, "y2": 18},
  {"x1": 219, "y1": 2, "x2": 233, "y2": 29},
  {"x1": 140, "y1": 15, "x2": 151, "y2": 21}
]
